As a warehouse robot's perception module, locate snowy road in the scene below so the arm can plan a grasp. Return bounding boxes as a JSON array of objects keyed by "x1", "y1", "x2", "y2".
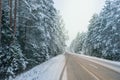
[
  {"x1": 61, "y1": 53, "x2": 120, "y2": 80},
  {"x1": 14, "y1": 53, "x2": 120, "y2": 80}
]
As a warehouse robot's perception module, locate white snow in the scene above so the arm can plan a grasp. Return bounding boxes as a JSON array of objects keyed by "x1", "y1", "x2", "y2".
[{"x1": 13, "y1": 55, "x2": 65, "y2": 80}]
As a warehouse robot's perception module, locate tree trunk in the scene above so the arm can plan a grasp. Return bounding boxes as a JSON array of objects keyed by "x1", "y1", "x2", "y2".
[
  {"x1": 0, "y1": 0, "x2": 2, "y2": 45},
  {"x1": 9, "y1": 0, "x2": 12, "y2": 28},
  {"x1": 14, "y1": 0, "x2": 17, "y2": 34},
  {"x1": 0, "y1": 0, "x2": 1, "y2": 24}
]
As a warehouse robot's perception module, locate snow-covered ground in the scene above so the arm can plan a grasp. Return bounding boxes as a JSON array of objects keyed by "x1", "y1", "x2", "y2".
[
  {"x1": 13, "y1": 55, "x2": 65, "y2": 80},
  {"x1": 12, "y1": 52, "x2": 120, "y2": 80},
  {"x1": 75, "y1": 53, "x2": 120, "y2": 73}
]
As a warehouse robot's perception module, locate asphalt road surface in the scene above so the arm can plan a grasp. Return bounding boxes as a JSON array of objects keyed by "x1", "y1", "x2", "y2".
[{"x1": 60, "y1": 53, "x2": 120, "y2": 80}]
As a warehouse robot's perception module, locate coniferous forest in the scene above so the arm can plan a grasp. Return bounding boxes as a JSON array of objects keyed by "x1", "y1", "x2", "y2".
[
  {"x1": 0, "y1": 0, "x2": 67, "y2": 79},
  {"x1": 70, "y1": 0, "x2": 120, "y2": 61},
  {"x1": 1, "y1": 0, "x2": 120, "y2": 80}
]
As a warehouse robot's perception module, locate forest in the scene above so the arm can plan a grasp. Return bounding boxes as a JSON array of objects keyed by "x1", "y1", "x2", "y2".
[
  {"x1": 0, "y1": 0, "x2": 67, "y2": 79},
  {"x1": 1, "y1": 0, "x2": 120, "y2": 80},
  {"x1": 70, "y1": 0, "x2": 120, "y2": 61}
]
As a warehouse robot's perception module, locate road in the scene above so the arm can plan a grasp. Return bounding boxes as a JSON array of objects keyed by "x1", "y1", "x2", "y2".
[{"x1": 60, "y1": 53, "x2": 120, "y2": 80}]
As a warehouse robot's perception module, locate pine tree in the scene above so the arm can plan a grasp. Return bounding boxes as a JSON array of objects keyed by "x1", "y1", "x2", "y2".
[
  {"x1": 16, "y1": 0, "x2": 67, "y2": 68},
  {"x1": 0, "y1": 1, "x2": 27, "y2": 79},
  {"x1": 0, "y1": 0, "x2": 67, "y2": 79},
  {"x1": 81, "y1": 0, "x2": 120, "y2": 61}
]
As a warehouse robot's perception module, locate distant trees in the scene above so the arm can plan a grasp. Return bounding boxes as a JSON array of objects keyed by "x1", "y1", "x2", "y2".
[
  {"x1": 70, "y1": 32, "x2": 86, "y2": 53},
  {"x1": 70, "y1": 0, "x2": 120, "y2": 61},
  {"x1": 0, "y1": 0, "x2": 67, "y2": 79}
]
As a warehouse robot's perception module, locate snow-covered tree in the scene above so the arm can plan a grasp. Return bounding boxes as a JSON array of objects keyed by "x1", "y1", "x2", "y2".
[
  {"x1": 99, "y1": 0, "x2": 120, "y2": 60},
  {"x1": 83, "y1": 0, "x2": 120, "y2": 60},
  {"x1": 71, "y1": 0, "x2": 120, "y2": 61},
  {"x1": 83, "y1": 14, "x2": 103, "y2": 57},
  {"x1": 0, "y1": 2, "x2": 27, "y2": 79},
  {"x1": 16, "y1": 0, "x2": 66, "y2": 68},
  {"x1": 0, "y1": 0, "x2": 67, "y2": 79}
]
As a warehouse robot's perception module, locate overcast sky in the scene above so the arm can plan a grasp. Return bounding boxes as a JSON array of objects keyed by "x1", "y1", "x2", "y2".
[{"x1": 53, "y1": 0, "x2": 106, "y2": 46}]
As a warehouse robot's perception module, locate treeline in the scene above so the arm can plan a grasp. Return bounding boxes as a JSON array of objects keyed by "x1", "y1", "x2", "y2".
[
  {"x1": 70, "y1": 0, "x2": 120, "y2": 61},
  {"x1": 0, "y1": 0, "x2": 67, "y2": 79}
]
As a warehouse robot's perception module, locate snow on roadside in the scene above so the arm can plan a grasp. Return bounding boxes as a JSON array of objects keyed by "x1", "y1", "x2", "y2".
[
  {"x1": 73, "y1": 53, "x2": 120, "y2": 73},
  {"x1": 13, "y1": 55, "x2": 65, "y2": 80}
]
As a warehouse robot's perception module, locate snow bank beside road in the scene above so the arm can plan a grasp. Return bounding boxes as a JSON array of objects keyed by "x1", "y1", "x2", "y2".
[{"x1": 13, "y1": 55, "x2": 65, "y2": 80}]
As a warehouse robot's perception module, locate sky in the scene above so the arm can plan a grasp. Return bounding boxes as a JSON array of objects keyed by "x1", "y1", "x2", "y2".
[{"x1": 53, "y1": 0, "x2": 106, "y2": 46}]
